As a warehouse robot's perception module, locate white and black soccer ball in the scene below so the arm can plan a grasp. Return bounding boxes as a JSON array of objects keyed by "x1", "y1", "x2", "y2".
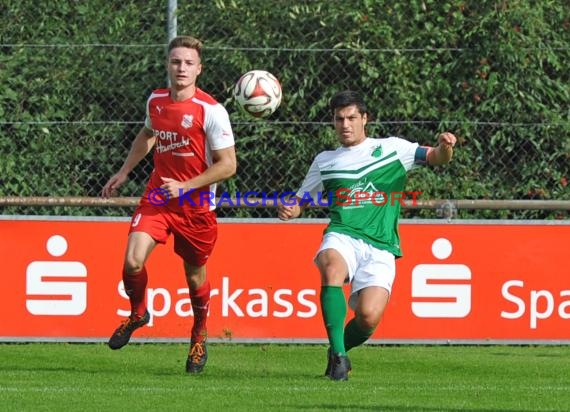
[{"x1": 233, "y1": 70, "x2": 282, "y2": 118}]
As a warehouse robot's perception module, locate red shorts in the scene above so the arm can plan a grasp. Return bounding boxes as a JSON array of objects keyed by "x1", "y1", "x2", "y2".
[{"x1": 128, "y1": 203, "x2": 217, "y2": 266}]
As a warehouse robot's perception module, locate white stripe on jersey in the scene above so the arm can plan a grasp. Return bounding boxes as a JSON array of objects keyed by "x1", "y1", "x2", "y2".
[
  {"x1": 321, "y1": 152, "x2": 398, "y2": 181},
  {"x1": 172, "y1": 152, "x2": 195, "y2": 157}
]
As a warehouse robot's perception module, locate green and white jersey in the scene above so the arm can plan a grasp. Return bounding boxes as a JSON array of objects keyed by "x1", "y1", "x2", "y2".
[{"x1": 296, "y1": 137, "x2": 420, "y2": 257}]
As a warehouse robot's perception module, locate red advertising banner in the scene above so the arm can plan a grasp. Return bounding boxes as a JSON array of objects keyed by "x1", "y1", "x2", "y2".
[{"x1": 1, "y1": 218, "x2": 569, "y2": 342}]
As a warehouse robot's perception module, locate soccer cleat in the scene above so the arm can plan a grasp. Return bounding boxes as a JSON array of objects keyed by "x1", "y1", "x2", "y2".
[
  {"x1": 186, "y1": 341, "x2": 208, "y2": 374},
  {"x1": 325, "y1": 347, "x2": 352, "y2": 378},
  {"x1": 107, "y1": 310, "x2": 150, "y2": 350},
  {"x1": 328, "y1": 352, "x2": 352, "y2": 381}
]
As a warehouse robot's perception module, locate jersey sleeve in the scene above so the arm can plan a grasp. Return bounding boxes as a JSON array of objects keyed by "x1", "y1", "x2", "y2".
[
  {"x1": 144, "y1": 96, "x2": 152, "y2": 129},
  {"x1": 204, "y1": 103, "x2": 235, "y2": 150},
  {"x1": 391, "y1": 137, "x2": 420, "y2": 171},
  {"x1": 296, "y1": 157, "x2": 324, "y2": 201}
]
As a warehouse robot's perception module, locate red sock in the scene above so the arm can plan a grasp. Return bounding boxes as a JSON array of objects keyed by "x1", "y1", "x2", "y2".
[
  {"x1": 190, "y1": 280, "x2": 210, "y2": 343},
  {"x1": 122, "y1": 266, "x2": 148, "y2": 318}
]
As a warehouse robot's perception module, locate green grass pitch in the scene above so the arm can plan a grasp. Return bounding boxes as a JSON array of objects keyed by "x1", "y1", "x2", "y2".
[{"x1": 1, "y1": 343, "x2": 569, "y2": 411}]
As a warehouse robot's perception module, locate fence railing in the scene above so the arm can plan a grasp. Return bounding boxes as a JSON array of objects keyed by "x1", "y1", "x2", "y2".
[{"x1": 2, "y1": 196, "x2": 569, "y2": 220}]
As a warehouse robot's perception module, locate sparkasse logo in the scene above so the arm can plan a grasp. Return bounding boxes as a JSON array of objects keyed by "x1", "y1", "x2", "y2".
[
  {"x1": 411, "y1": 238, "x2": 472, "y2": 318},
  {"x1": 26, "y1": 235, "x2": 88, "y2": 316}
]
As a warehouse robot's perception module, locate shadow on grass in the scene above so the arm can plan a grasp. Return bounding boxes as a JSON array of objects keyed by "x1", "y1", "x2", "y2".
[{"x1": 290, "y1": 404, "x2": 529, "y2": 412}]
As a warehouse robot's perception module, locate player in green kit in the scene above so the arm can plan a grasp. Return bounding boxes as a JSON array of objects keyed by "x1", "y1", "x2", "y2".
[{"x1": 277, "y1": 90, "x2": 456, "y2": 381}]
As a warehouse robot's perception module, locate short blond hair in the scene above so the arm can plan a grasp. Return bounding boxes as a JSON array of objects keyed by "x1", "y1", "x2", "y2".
[{"x1": 167, "y1": 36, "x2": 203, "y2": 58}]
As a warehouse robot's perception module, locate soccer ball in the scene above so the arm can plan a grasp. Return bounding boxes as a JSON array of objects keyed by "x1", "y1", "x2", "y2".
[{"x1": 233, "y1": 70, "x2": 282, "y2": 118}]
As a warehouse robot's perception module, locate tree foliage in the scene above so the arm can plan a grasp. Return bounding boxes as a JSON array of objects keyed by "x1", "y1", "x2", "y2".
[{"x1": 1, "y1": 0, "x2": 568, "y2": 218}]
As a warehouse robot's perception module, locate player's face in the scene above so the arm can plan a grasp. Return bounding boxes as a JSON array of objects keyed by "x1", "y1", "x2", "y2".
[
  {"x1": 167, "y1": 47, "x2": 202, "y2": 91},
  {"x1": 333, "y1": 105, "x2": 367, "y2": 147}
]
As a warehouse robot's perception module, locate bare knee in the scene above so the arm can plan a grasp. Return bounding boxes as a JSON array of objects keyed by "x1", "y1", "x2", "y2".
[
  {"x1": 320, "y1": 263, "x2": 344, "y2": 285},
  {"x1": 123, "y1": 250, "x2": 146, "y2": 274},
  {"x1": 123, "y1": 256, "x2": 144, "y2": 274},
  {"x1": 354, "y1": 287, "x2": 390, "y2": 330},
  {"x1": 316, "y1": 250, "x2": 348, "y2": 286},
  {"x1": 123, "y1": 232, "x2": 156, "y2": 274},
  {"x1": 355, "y1": 308, "x2": 382, "y2": 330}
]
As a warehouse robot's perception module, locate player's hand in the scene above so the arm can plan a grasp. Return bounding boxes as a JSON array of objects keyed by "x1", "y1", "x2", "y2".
[
  {"x1": 102, "y1": 173, "x2": 127, "y2": 198},
  {"x1": 438, "y1": 132, "x2": 457, "y2": 147},
  {"x1": 160, "y1": 177, "x2": 188, "y2": 199},
  {"x1": 277, "y1": 204, "x2": 300, "y2": 221}
]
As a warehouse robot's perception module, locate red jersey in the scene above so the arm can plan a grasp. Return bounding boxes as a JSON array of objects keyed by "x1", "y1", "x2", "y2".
[{"x1": 140, "y1": 87, "x2": 235, "y2": 213}]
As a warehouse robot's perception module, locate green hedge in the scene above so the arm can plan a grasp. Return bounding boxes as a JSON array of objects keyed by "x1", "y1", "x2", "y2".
[{"x1": 1, "y1": 0, "x2": 568, "y2": 219}]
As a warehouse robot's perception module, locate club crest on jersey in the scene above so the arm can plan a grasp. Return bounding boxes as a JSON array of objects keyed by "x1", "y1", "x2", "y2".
[
  {"x1": 371, "y1": 146, "x2": 383, "y2": 158},
  {"x1": 181, "y1": 114, "x2": 194, "y2": 129}
]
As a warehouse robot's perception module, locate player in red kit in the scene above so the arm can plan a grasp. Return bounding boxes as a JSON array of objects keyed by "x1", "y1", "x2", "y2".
[{"x1": 101, "y1": 35, "x2": 236, "y2": 374}]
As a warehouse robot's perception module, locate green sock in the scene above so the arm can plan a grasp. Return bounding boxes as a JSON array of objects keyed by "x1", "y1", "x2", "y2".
[
  {"x1": 344, "y1": 317, "x2": 375, "y2": 352},
  {"x1": 320, "y1": 286, "x2": 347, "y2": 355}
]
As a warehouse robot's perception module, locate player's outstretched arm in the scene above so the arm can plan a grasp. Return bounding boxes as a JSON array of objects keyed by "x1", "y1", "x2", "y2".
[{"x1": 427, "y1": 132, "x2": 457, "y2": 166}]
